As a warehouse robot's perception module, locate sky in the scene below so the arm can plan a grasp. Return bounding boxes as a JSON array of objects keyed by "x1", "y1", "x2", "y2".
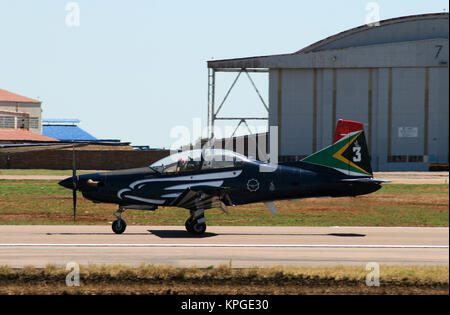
[{"x1": 0, "y1": 0, "x2": 448, "y2": 148}]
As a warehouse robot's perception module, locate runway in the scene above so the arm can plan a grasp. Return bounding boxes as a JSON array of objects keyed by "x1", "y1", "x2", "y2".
[{"x1": 0, "y1": 225, "x2": 448, "y2": 268}]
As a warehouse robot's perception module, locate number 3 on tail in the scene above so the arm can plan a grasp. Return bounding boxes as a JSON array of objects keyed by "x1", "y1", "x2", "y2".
[{"x1": 353, "y1": 146, "x2": 362, "y2": 162}]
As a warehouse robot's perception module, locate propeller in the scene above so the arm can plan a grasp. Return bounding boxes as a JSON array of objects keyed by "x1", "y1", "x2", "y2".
[{"x1": 72, "y1": 143, "x2": 78, "y2": 222}]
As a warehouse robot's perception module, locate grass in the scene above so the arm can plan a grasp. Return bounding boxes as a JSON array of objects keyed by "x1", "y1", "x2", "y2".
[
  {"x1": 0, "y1": 180, "x2": 449, "y2": 226},
  {"x1": 0, "y1": 264, "x2": 448, "y2": 295},
  {"x1": 380, "y1": 184, "x2": 449, "y2": 194},
  {"x1": 0, "y1": 181, "x2": 448, "y2": 226}
]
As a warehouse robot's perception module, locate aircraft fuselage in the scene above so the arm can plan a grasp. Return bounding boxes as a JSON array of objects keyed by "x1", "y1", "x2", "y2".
[{"x1": 60, "y1": 160, "x2": 381, "y2": 209}]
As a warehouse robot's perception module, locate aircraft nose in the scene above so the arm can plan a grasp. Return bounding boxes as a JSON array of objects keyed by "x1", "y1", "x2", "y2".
[{"x1": 58, "y1": 177, "x2": 75, "y2": 190}]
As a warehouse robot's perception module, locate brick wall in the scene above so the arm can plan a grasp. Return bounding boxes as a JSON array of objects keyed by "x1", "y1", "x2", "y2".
[{"x1": 0, "y1": 150, "x2": 170, "y2": 170}]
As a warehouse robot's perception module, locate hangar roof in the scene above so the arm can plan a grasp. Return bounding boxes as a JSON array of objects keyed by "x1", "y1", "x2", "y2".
[
  {"x1": 0, "y1": 89, "x2": 41, "y2": 104},
  {"x1": 296, "y1": 13, "x2": 448, "y2": 53},
  {"x1": 208, "y1": 13, "x2": 449, "y2": 69}
]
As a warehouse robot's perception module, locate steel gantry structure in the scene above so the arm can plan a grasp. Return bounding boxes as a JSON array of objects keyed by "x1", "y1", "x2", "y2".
[{"x1": 207, "y1": 67, "x2": 269, "y2": 139}]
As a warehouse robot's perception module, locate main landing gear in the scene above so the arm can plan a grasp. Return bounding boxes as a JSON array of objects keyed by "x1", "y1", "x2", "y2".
[
  {"x1": 185, "y1": 210, "x2": 206, "y2": 235},
  {"x1": 112, "y1": 207, "x2": 127, "y2": 234},
  {"x1": 111, "y1": 207, "x2": 207, "y2": 235}
]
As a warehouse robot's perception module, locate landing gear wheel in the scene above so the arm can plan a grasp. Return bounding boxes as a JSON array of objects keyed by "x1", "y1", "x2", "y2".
[
  {"x1": 190, "y1": 222, "x2": 206, "y2": 235},
  {"x1": 185, "y1": 218, "x2": 207, "y2": 235},
  {"x1": 112, "y1": 219, "x2": 127, "y2": 234},
  {"x1": 185, "y1": 217, "x2": 194, "y2": 233}
]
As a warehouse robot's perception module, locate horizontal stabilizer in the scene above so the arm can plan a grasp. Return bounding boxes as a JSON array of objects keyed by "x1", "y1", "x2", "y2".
[{"x1": 337, "y1": 178, "x2": 390, "y2": 184}]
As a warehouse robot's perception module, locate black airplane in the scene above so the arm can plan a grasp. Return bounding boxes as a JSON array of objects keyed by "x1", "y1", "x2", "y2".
[{"x1": 59, "y1": 120, "x2": 386, "y2": 235}]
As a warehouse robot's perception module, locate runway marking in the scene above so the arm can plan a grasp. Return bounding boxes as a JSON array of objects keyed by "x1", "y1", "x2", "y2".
[
  {"x1": 0, "y1": 244, "x2": 447, "y2": 249},
  {"x1": 330, "y1": 226, "x2": 449, "y2": 230}
]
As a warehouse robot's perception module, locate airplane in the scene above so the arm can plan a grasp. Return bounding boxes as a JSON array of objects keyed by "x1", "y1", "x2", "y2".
[{"x1": 58, "y1": 120, "x2": 387, "y2": 235}]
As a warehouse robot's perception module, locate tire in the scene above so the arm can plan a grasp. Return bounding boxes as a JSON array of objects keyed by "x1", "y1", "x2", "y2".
[
  {"x1": 189, "y1": 222, "x2": 207, "y2": 235},
  {"x1": 185, "y1": 218, "x2": 194, "y2": 233},
  {"x1": 112, "y1": 219, "x2": 127, "y2": 234}
]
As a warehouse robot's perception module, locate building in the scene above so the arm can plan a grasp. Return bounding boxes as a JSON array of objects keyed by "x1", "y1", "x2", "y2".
[
  {"x1": 0, "y1": 129, "x2": 57, "y2": 144},
  {"x1": 207, "y1": 13, "x2": 449, "y2": 171},
  {"x1": 0, "y1": 88, "x2": 42, "y2": 135},
  {"x1": 42, "y1": 118, "x2": 125, "y2": 143}
]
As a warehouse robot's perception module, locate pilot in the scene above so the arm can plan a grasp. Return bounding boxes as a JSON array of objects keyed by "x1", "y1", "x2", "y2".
[{"x1": 176, "y1": 158, "x2": 186, "y2": 173}]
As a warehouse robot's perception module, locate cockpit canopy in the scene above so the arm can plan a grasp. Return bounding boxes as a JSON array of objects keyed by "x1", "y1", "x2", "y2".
[{"x1": 150, "y1": 149, "x2": 251, "y2": 174}]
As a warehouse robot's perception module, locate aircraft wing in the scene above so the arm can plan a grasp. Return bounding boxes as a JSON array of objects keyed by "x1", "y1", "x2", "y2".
[{"x1": 170, "y1": 187, "x2": 233, "y2": 213}]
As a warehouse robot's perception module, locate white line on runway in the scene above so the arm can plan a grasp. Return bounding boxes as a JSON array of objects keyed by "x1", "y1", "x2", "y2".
[
  {"x1": 0, "y1": 244, "x2": 448, "y2": 249},
  {"x1": 330, "y1": 226, "x2": 449, "y2": 230}
]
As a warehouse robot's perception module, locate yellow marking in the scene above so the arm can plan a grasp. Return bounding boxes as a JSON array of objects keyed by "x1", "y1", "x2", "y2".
[{"x1": 332, "y1": 132, "x2": 370, "y2": 175}]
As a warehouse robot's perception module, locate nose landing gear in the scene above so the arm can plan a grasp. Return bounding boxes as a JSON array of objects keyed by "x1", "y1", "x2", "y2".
[
  {"x1": 112, "y1": 207, "x2": 127, "y2": 234},
  {"x1": 185, "y1": 210, "x2": 206, "y2": 235}
]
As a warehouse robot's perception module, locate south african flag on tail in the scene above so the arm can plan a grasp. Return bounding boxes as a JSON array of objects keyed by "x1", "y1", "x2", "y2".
[{"x1": 302, "y1": 120, "x2": 373, "y2": 177}]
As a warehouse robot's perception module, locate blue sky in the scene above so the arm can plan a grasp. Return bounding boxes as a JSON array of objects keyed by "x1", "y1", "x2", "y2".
[{"x1": 0, "y1": 0, "x2": 448, "y2": 147}]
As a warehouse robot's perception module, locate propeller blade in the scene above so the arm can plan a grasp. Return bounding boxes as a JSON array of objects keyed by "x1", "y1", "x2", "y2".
[
  {"x1": 72, "y1": 143, "x2": 77, "y2": 222},
  {"x1": 73, "y1": 189, "x2": 77, "y2": 222},
  {"x1": 72, "y1": 143, "x2": 76, "y2": 178}
]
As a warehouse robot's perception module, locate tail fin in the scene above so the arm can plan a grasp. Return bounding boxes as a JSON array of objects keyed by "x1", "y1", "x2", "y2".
[
  {"x1": 333, "y1": 120, "x2": 364, "y2": 143},
  {"x1": 302, "y1": 120, "x2": 373, "y2": 177}
]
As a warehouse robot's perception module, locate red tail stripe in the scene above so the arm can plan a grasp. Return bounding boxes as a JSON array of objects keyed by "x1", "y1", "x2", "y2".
[{"x1": 333, "y1": 120, "x2": 364, "y2": 143}]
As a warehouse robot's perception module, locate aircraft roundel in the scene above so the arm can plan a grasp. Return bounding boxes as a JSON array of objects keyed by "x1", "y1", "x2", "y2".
[{"x1": 246, "y1": 179, "x2": 260, "y2": 192}]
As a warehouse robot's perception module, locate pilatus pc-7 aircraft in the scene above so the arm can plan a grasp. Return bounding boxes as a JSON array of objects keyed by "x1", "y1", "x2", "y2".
[{"x1": 59, "y1": 120, "x2": 386, "y2": 235}]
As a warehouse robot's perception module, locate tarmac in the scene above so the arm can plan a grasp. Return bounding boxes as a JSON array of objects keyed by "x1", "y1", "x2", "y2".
[{"x1": 0, "y1": 225, "x2": 447, "y2": 268}]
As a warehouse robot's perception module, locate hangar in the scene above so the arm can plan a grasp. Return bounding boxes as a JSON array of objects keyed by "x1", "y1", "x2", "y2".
[{"x1": 207, "y1": 13, "x2": 449, "y2": 171}]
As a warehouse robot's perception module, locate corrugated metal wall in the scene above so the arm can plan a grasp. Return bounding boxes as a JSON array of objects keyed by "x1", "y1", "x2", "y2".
[{"x1": 269, "y1": 66, "x2": 449, "y2": 171}]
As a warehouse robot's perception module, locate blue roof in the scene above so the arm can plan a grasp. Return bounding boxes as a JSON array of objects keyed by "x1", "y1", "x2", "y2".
[{"x1": 42, "y1": 125, "x2": 98, "y2": 141}]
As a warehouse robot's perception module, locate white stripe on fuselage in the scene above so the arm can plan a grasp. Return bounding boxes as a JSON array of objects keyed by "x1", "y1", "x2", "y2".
[
  {"x1": 117, "y1": 188, "x2": 131, "y2": 200},
  {"x1": 164, "y1": 180, "x2": 224, "y2": 190},
  {"x1": 117, "y1": 170, "x2": 239, "y2": 202},
  {"x1": 129, "y1": 170, "x2": 242, "y2": 189},
  {"x1": 160, "y1": 193, "x2": 182, "y2": 198}
]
